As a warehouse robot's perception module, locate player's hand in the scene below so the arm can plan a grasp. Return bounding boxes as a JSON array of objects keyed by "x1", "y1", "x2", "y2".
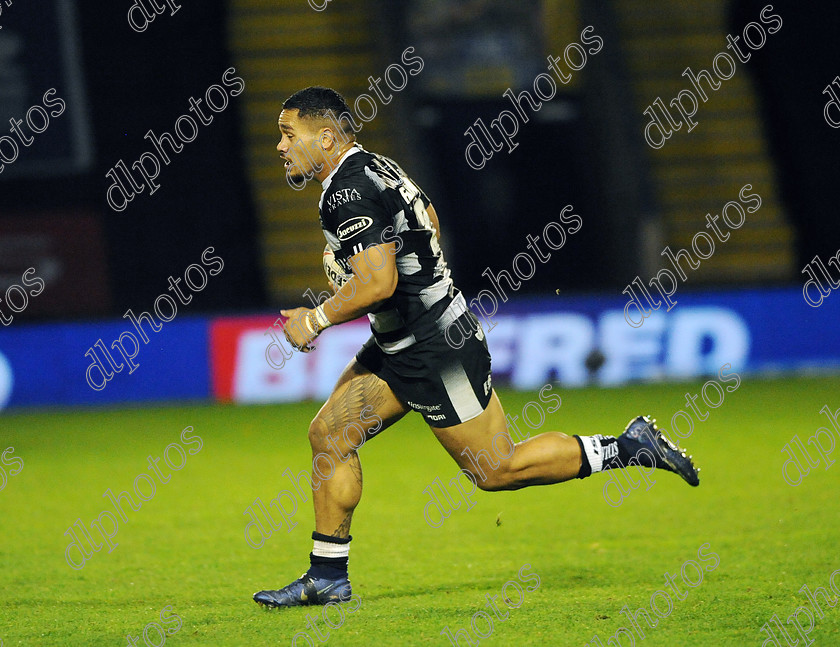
[{"x1": 279, "y1": 307, "x2": 318, "y2": 352}]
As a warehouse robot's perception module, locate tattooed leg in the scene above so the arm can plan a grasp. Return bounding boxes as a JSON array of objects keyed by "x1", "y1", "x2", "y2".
[{"x1": 309, "y1": 359, "x2": 408, "y2": 537}]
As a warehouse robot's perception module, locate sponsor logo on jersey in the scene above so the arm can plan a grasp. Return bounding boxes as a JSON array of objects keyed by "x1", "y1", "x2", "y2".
[
  {"x1": 427, "y1": 413, "x2": 446, "y2": 421},
  {"x1": 328, "y1": 188, "x2": 362, "y2": 213},
  {"x1": 337, "y1": 215, "x2": 373, "y2": 240},
  {"x1": 407, "y1": 401, "x2": 442, "y2": 412}
]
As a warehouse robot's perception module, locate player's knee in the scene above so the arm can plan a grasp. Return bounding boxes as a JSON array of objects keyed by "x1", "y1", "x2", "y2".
[{"x1": 308, "y1": 416, "x2": 331, "y2": 453}]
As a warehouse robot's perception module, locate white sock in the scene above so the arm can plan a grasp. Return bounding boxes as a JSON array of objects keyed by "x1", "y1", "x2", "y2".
[
  {"x1": 579, "y1": 434, "x2": 607, "y2": 473},
  {"x1": 313, "y1": 539, "x2": 350, "y2": 559}
]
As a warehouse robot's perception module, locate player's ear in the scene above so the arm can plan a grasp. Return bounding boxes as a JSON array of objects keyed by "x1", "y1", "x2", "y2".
[
  {"x1": 318, "y1": 127, "x2": 335, "y2": 150},
  {"x1": 319, "y1": 128, "x2": 343, "y2": 168}
]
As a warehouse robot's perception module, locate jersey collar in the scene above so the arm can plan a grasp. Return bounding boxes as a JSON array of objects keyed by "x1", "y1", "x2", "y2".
[{"x1": 320, "y1": 145, "x2": 361, "y2": 192}]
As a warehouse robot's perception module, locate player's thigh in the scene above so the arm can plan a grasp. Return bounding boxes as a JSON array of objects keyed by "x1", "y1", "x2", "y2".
[
  {"x1": 310, "y1": 358, "x2": 409, "y2": 457},
  {"x1": 429, "y1": 390, "x2": 515, "y2": 489}
]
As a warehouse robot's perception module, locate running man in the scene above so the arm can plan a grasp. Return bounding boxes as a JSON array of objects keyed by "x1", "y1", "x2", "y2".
[{"x1": 253, "y1": 86, "x2": 699, "y2": 608}]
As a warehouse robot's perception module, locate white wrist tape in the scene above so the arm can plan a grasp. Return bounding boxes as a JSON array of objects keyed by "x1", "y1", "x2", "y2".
[
  {"x1": 314, "y1": 304, "x2": 333, "y2": 330},
  {"x1": 303, "y1": 312, "x2": 315, "y2": 334}
]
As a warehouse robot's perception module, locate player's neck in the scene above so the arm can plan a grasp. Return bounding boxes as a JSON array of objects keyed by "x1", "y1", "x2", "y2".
[{"x1": 318, "y1": 144, "x2": 359, "y2": 185}]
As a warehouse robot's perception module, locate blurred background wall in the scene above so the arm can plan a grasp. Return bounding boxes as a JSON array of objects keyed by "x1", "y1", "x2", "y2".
[{"x1": 1, "y1": 0, "x2": 266, "y2": 322}]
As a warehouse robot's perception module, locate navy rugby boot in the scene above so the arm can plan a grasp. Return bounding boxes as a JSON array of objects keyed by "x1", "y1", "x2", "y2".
[
  {"x1": 618, "y1": 415, "x2": 700, "y2": 487},
  {"x1": 253, "y1": 573, "x2": 352, "y2": 608}
]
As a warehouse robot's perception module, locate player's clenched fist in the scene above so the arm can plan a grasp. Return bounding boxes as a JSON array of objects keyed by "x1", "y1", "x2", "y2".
[{"x1": 279, "y1": 307, "x2": 318, "y2": 352}]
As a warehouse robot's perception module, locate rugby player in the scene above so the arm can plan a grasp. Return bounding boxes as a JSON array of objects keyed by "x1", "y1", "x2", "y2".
[{"x1": 253, "y1": 86, "x2": 699, "y2": 609}]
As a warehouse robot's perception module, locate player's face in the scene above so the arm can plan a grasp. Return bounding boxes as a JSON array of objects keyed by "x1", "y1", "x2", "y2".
[{"x1": 276, "y1": 109, "x2": 319, "y2": 182}]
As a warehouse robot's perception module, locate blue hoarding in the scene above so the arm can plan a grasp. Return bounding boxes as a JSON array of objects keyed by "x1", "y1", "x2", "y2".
[
  {"x1": 473, "y1": 286, "x2": 840, "y2": 386},
  {"x1": 0, "y1": 286, "x2": 837, "y2": 410},
  {"x1": 0, "y1": 317, "x2": 210, "y2": 409}
]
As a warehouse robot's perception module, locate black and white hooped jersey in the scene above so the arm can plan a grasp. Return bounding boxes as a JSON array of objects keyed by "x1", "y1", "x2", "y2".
[{"x1": 318, "y1": 146, "x2": 466, "y2": 354}]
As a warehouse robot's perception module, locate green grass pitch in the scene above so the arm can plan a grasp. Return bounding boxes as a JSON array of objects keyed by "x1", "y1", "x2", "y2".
[{"x1": 1, "y1": 375, "x2": 839, "y2": 646}]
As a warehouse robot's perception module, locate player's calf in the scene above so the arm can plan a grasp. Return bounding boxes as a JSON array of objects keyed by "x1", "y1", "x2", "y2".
[{"x1": 459, "y1": 445, "x2": 500, "y2": 486}]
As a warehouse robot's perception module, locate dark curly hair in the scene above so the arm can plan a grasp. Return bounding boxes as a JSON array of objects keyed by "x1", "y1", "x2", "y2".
[{"x1": 282, "y1": 86, "x2": 359, "y2": 137}]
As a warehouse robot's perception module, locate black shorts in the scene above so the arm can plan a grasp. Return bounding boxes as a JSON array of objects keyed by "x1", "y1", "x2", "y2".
[{"x1": 355, "y1": 312, "x2": 493, "y2": 428}]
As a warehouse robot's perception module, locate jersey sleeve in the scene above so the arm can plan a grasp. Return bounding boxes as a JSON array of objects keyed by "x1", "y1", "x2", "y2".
[{"x1": 322, "y1": 178, "x2": 391, "y2": 255}]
